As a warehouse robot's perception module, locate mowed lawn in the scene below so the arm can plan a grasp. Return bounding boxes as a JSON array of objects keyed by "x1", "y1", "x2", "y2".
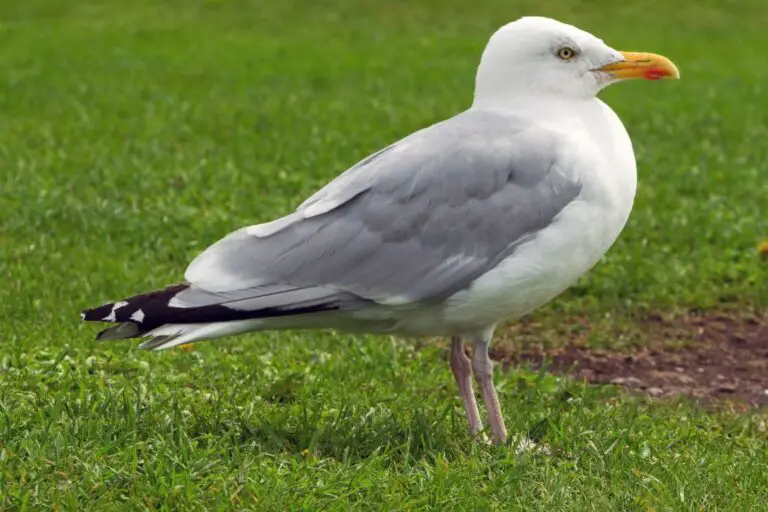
[{"x1": 2, "y1": 0, "x2": 768, "y2": 509}]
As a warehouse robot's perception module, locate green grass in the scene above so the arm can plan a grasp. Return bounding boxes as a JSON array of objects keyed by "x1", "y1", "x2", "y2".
[{"x1": 1, "y1": 0, "x2": 767, "y2": 508}]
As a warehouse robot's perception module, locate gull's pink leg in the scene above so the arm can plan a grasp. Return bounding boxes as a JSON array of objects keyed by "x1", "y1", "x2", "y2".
[
  {"x1": 449, "y1": 336, "x2": 483, "y2": 438},
  {"x1": 472, "y1": 335, "x2": 508, "y2": 445}
]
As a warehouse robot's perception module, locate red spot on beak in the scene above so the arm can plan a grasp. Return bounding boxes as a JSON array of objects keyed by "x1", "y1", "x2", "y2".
[{"x1": 644, "y1": 67, "x2": 668, "y2": 80}]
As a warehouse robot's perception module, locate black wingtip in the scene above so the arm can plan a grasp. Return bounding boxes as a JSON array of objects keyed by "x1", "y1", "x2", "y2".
[
  {"x1": 81, "y1": 304, "x2": 114, "y2": 322},
  {"x1": 81, "y1": 283, "x2": 191, "y2": 325}
]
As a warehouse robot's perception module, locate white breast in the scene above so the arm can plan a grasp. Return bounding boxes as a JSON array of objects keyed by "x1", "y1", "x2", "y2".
[{"x1": 441, "y1": 99, "x2": 637, "y2": 332}]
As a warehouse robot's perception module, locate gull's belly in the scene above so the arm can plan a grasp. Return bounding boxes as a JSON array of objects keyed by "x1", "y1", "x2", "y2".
[{"x1": 441, "y1": 195, "x2": 629, "y2": 331}]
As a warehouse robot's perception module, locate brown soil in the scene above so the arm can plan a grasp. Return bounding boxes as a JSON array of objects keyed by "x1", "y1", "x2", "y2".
[{"x1": 493, "y1": 311, "x2": 768, "y2": 408}]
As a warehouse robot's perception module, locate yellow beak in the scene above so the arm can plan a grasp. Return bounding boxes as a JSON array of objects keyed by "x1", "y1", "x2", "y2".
[{"x1": 596, "y1": 51, "x2": 680, "y2": 80}]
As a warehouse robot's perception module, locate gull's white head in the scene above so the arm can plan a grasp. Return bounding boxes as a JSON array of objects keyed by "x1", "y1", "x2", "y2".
[{"x1": 473, "y1": 17, "x2": 679, "y2": 105}]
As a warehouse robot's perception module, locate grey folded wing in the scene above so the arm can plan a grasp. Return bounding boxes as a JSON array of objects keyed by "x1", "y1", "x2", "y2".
[{"x1": 177, "y1": 109, "x2": 582, "y2": 313}]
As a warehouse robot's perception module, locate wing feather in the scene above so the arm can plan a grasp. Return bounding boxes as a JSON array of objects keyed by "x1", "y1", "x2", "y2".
[{"x1": 185, "y1": 109, "x2": 582, "y2": 306}]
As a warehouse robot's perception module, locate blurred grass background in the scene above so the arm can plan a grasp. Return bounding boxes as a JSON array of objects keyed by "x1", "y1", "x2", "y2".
[{"x1": 1, "y1": 0, "x2": 767, "y2": 509}]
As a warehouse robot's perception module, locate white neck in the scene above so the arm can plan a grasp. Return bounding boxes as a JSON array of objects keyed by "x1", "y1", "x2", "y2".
[
  {"x1": 470, "y1": 92, "x2": 598, "y2": 124},
  {"x1": 472, "y1": 77, "x2": 599, "y2": 109}
]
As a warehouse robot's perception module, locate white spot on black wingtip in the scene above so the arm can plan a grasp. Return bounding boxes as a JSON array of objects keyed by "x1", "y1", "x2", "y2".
[
  {"x1": 130, "y1": 309, "x2": 145, "y2": 323},
  {"x1": 102, "y1": 301, "x2": 128, "y2": 322},
  {"x1": 80, "y1": 312, "x2": 85, "y2": 320}
]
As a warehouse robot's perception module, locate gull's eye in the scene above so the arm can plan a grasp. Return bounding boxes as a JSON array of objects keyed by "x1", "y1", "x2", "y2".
[{"x1": 556, "y1": 47, "x2": 576, "y2": 61}]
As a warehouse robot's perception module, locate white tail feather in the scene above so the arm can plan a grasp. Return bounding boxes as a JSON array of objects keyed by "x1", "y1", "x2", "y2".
[{"x1": 141, "y1": 319, "x2": 264, "y2": 351}]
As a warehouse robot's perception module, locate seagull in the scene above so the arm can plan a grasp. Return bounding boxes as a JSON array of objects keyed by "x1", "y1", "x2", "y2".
[{"x1": 82, "y1": 16, "x2": 679, "y2": 445}]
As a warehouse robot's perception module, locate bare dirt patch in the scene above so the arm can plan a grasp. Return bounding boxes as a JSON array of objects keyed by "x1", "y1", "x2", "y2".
[{"x1": 493, "y1": 311, "x2": 768, "y2": 407}]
